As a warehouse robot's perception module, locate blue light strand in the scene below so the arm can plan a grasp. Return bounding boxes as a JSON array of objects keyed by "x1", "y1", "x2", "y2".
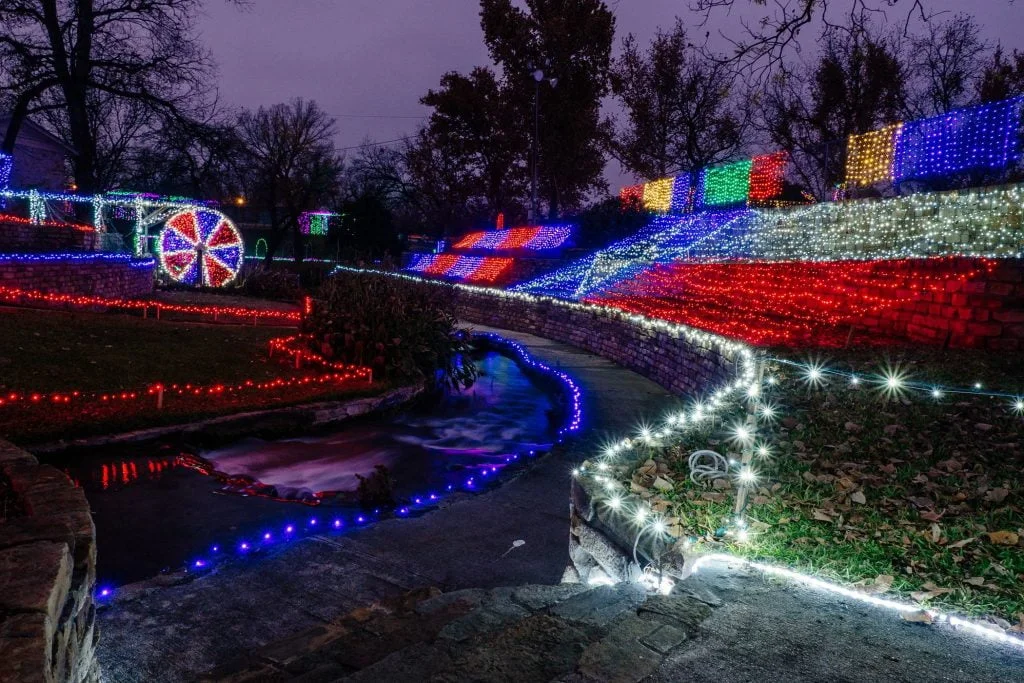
[
  {"x1": 0, "y1": 253, "x2": 156, "y2": 268},
  {"x1": 94, "y1": 331, "x2": 586, "y2": 603}
]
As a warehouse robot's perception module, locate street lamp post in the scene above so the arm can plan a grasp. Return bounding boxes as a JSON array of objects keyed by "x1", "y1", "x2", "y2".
[{"x1": 530, "y1": 67, "x2": 556, "y2": 222}]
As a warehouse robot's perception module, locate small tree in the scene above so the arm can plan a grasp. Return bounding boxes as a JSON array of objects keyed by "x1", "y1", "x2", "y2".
[
  {"x1": 237, "y1": 99, "x2": 343, "y2": 263},
  {"x1": 977, "y1": 46, "x2": 1024, "y2": 103}
]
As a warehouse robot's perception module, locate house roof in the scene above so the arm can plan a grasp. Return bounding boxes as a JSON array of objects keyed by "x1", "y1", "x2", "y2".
[{"x1": 0, "y1": 114, "x2": 76, "y2": 156}]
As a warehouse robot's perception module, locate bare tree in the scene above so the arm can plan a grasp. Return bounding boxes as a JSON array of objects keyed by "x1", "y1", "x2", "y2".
[
  {"x1": 691, "y1": 0, "x2": 934, "y2": 75},
  {"x1": 237, "y1": 99, "x2": 343, "y2": 263},
  {"x1": 907, "y1": 14, "x2": 988, "y2": 116},
  {"x1": 760, "y1": 21, "x2": 907, "y2": 197},
  {"x1": 0, "y1": 0, "x2": 232, "y2": 192},
  {"x1": 608, "y1": 19, "x2": 751, "y2": 180}
]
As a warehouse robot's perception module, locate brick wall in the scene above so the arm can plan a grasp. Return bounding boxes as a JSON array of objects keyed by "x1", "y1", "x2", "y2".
[
  {"x1": 445, "y1": 286, "x2": 749, "y2": 397},
  {"x1": 0, "y1": 440, "x2": 99, "y2": 683},
  {"x1": 0, "y1": 257, "x2": 155, "y2": 298},
  {"x1": 858, "y1": 258, "x2": 1024, "y2": 350},
  {"x1": 0, "y1": 220, "x2": 97, "y2": 253}
]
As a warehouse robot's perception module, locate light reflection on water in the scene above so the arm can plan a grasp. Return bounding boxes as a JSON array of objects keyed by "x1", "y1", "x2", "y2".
[{"x1": 199, "y1": 352, "x2": 557, "y2": 499}]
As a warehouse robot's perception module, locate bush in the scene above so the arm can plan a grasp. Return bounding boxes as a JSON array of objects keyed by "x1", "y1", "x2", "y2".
[
  {"x1": 235, "y1": 263, "x2": 302, "y2": 300},
  {"x1": 304, "y1": 271, "x2": 477, "y2": 389}
]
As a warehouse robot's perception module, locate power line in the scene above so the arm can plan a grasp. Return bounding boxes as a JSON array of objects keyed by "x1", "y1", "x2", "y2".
[
  {"x1": 331, "y1": 113, "x2": 427, "y2": 119},
  {"x1": 336, "y1": 135, "x2": 416, "y2": 152}
]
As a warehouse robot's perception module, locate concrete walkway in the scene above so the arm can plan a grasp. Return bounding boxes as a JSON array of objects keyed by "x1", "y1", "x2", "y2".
[{"x1": 96, "y1": 324, "x2": 675, "y2": 682}]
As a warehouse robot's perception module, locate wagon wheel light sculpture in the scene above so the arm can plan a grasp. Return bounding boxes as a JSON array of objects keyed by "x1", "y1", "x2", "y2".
[{"x1": 158, "y1": 208, "x2": 244, "y2": 287}]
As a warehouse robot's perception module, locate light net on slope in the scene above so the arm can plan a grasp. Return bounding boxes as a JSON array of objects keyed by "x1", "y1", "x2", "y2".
[{"x1": 585, "y1": 258, "x2": 996, "y2": 346}]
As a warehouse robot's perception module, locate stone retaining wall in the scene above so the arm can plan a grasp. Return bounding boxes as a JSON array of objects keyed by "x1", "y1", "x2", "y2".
[
  {"x1": 0, "y1": 440, "x2": 98, "y2": 683},
  {"x1": 0, "y1": 220, "x2": 97, "y2": 253},
  {"x1": 448, "y1": 287, "x2": 748, "y2": 397},
  {"x1": 864, "y1": 258, "x2": 1024, "y2": 350},
  {"x1": 0, "y1": 256, "x2": 155, "y2": 298}
]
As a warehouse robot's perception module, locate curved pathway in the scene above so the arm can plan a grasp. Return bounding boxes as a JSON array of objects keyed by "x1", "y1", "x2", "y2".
[{"x1": 96, "y1": 323, "x2": 675, "y2": 682}]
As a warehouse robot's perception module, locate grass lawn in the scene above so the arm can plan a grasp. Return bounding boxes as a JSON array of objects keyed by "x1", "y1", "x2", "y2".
[
  {"x1": 0, "y1": 307, "x2": 380, "y2": 444},
  {"x1": 605, "y1": 344, "x2": 1024, "y2": 627}
]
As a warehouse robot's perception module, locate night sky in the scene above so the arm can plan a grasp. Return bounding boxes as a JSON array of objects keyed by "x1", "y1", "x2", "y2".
[{"x1": 198, "y1": 0, "x2": 1024, "y2": 190}]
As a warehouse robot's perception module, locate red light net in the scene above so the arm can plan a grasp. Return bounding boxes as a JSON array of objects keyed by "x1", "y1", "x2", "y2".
[
  {"x1": 619, "y1": 185, "x2": 645, "y2": 210},
  {"x1": 748, "y1": 152, "x2": 788, "y2": 202},
  {"x1": 585, "y1": 258, "x2": 996, "y2": 346}
]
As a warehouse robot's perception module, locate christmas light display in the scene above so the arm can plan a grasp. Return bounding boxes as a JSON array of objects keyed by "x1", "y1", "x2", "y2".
[
  {"x1": 512, "y1": 211, "x2": 756, "y2": 299},
  {"x1": 642, "y1": 177, "x2": 675, "y2": 213},
  {"x1": 585, "y1": 257, "x2": 996, "y2": 346},
  {"x1": 0, "y1": 334, "x2": 370, "y2": 411},
  {"x1": 0, "y1": 253, "x2": 154, "y2": 267},
  {"x1": 670, "y1": 174, "x2": 692, "y2": 213},
  {"x1": 620, "y1": 184, "x2": 645, "y2": 210},
  {"x1": 299, "y1": 211, "x2": 336, "y2": 236},
  {"x1": 0, "y1": 284, "x2": 301, "y2": 323},
  {"x1": 679, "y1": 183, "x2": 1024, "y2": 262},
  {"x1": 0, "y1": 153, "x2": 12, "y2": 193},
  {"x1": 894, "y1": 97, "x2": 1023, "y2": 182},
  {"x1": 0, "y1": 213, "x2": 96, "y2": 232},
  {"x1": 404, "y1": 254, "x2": 514, "y2": 284},
  {"x1": 699, "y1": 159, "x2": 753, "y2": 207},
  {"x1": 451, "y1": 225, "x2": 573, "y2": 251},
  {"x1": 748, "y1": 152, "x2": 789, "y2": 201},
  {"x1": 158, "y1": 208, "x2": 244, "y2": 287},
  {"x1": 93, "y1": 330, "x2": 584, "y2": 601},
  {"x1": 845, "y1": 124, "x2": 903, "y2": 187}
]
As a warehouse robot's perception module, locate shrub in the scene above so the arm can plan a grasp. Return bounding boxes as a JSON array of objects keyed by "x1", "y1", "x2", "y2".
[
  {"x1": 304, "y1": 271, "x2": 477, "y2": 389},
  {"x1": 235, "y1": 263, "x2": 302, "y2": 300}
]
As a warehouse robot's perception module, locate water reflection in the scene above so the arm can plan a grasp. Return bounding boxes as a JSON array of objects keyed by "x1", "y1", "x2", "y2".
[{"x1": 46, "y1": 351, "x2": 560, "y2": 584}]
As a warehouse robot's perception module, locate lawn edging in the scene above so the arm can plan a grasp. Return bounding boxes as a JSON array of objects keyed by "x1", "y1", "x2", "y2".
[{"x1": 29, "y1": 384, "x2": 425, "y2": 454}]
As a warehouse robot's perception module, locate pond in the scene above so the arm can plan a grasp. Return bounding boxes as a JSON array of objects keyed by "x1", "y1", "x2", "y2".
[{"x1": 46, "y1": 348, "x2": 567, "y2": 587}]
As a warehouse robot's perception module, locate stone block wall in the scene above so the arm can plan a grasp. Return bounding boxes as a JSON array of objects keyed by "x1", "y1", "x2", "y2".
[
  {"x1": 0, "y1": 440, "x2": 99, "y2": 683},
  {"x1": 446, "y1": 287, "x2": 748, "y2": 397},
  {"x1": 0, "y1": 257, "x2": 155, "y2": 298},
  {"x1": 863, "y1": 258, "x2": 1024, "y2": 350},
  {"x1": 0, "y1": 220, "x2": 97, "y2": 253}
]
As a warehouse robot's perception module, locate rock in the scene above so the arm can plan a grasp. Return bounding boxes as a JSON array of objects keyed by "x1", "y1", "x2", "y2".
[
  {"x1": 551, "y1": 583, "x2": 647, "y2": 627},
  {"x1": 511, "y1": 584, "x2": 589, "y2": 611},
  {"x1": 652, "y1": 477, "x2": 674, "y2": 492},
  {"x1": 577, "y1": 613, "x2": 663, "y2": 683},
  {"x1": 575, "y1": 523, "x2": 630, "y2": 582},
  {"x1": 0, "y1": 542, "x2": 72, "y2": 616}
]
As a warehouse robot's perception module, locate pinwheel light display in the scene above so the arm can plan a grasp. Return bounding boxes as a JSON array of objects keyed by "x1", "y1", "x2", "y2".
[{"x1": 158, "y1": 208, "x2": 244, "y2": 287}]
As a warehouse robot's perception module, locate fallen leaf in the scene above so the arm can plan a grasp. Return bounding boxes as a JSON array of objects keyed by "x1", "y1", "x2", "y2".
[
  {"x1": 974, "y1": 423, "x2": 993, "y2": 432},
  {"x1": 985, "y1": 488, "x2": 1009, "y2": 504},
  {"x1": 947, "y1": 537, "x2": 976, "y2": 550},
  {"x1": 812, "y1": 509, "x2": 835, "y2": 523},
  {"x1": 901, "y1": 610, "x2": 934, "y2": 624},
  {"x1": 850, "y1": 491, "x2": 867, "y2": 505},
  {"x1": 986, "y1": 531, "x2": 1019, "y2": 546},
  {"x1": 930, "y1": 523, "x2": 942, "y2": 544},
  {"x1": 912, "y1": 588, "x2": 952, "y2": 602},
  {"x1": 965, "y1": 577, "x2": 985, "y2": 586}
]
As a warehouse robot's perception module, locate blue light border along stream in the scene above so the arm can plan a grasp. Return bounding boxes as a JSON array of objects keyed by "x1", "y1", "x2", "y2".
[{"x1": 94, "y1": 331, "x2": 586, "y2": 602}]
